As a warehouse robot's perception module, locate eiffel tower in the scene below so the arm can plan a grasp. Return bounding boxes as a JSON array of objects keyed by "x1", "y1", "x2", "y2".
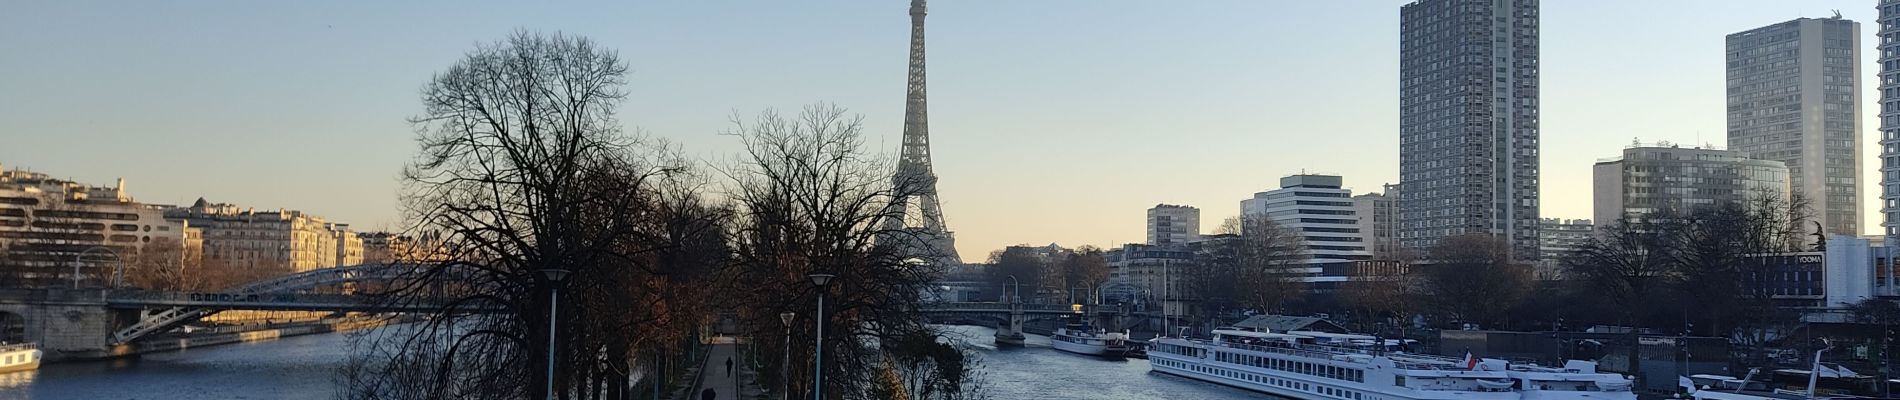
[{"x1": 883, "y1": 0, "x2": 962, "y2": 267}]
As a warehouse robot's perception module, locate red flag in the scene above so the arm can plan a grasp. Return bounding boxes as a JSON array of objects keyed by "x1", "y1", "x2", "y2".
[{"x1": 1464, "y1": 352, "x2": 1479, "y2": 370}]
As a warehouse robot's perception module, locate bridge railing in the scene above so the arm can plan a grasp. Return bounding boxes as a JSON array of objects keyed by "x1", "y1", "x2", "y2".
[
  {"x1": 922, "y1": 302, "x2": 1081, "y2": 312},
  {"x1": 104, "y1": 290, "x2": 489, "y2": 311},
  {"x1": 110, "y1": 262, "x2": 444, "y2": 344},
  {"x1": 107, "y1": 290, "x2": 378, "y2": 306}
]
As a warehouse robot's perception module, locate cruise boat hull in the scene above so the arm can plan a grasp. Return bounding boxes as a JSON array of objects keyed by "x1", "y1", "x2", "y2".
[{"x1": 1146, "y1": 331, "x2": 1633, "y2": 400}]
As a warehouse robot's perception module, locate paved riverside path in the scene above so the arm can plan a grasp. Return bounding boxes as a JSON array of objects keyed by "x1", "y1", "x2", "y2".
[{"x1": 688, "y1": 337, "x2": 760, "y2": 400}]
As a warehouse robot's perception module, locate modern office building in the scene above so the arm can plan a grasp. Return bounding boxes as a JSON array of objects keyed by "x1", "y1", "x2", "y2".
[
  {"x1": 1240, "y1": 174, "x2": 1370, "y2": 285},
  {"x1": 1592, "y1": 145, "x2": 1791, "y2": 224},
  {"x1": 1398, "y1": 0, "x2": 1542, "y2": 259},
  {"x1": 1146, "y1": 204, "x2": 1201, "y2": 246},
  {"x1": 1727, "y1": 16, "x2": 1862, "y2": 235},
  {"x1": 1352, "y1": 184, "x2": 1400, "y2": 260},
  {"x1": 1880, "y1": 1, "x2": 1900, "y2": 241}
]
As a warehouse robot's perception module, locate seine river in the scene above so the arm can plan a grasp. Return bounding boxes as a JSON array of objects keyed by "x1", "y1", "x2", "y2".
[{"x1": 0, "y1": 326, "x2": 1278, "y2": 399}]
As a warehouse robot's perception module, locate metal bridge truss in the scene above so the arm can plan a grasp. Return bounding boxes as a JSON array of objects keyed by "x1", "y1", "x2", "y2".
[{"x1": 110, "y1": 263, "x2": 432, "y2": 344}]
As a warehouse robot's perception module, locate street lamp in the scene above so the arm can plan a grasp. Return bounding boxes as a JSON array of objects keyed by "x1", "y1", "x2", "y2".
[
  {"x1": 779, "y1": 311, "x2": 796, "y2": 400},
  {"x1": 1005, "y1": 275, "x2": 1020, "y2": 304},
  {"x1": 73, "y1": 247, "x2": 119, "y2": 289},
  {"x1": 807, "y1": 273, "x2": 835, "y2": 400},
  {"x1": 539, "y1": 268, "x2": 572, "y2": 400}
]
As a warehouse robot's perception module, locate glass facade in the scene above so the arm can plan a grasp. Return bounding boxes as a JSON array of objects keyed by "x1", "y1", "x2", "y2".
[
  {"x1": 1726, "y1": 17, "x2": 1861, "y2": 235},
  {"x1": 1594, "y1": 146, "x2": 1791, "y2": 223}
]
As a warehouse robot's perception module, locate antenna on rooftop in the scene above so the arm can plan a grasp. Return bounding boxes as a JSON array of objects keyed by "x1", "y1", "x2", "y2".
[{"x1": 1832, "y1": 10, "x2": 1843, "y2": 19}]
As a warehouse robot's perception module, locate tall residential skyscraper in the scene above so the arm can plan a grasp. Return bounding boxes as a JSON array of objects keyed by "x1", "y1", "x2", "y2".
[
  {"x1": 1880, "y1": 1, "x2": 1900, "y2": 240},
  {"x1": 1398, "y1": 0, "x2": 1541, "y2": 259},
  {"x1": 1145, "y1": 204, "x2": 1201, "y2": 246},
  {"x1": 1726, "y1": 16, "x2": 1861, "y2": 235}
]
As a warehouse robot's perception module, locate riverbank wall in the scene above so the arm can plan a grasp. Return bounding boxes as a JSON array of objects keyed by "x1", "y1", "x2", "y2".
[{"x1": 52, "y1": 317, "x2": 400, "y2": 362}]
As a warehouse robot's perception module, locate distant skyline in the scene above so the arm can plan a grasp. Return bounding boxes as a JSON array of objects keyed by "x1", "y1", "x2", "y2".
[{"x1": 0, "y1": 1, "x2": 1886, "y2": 258}]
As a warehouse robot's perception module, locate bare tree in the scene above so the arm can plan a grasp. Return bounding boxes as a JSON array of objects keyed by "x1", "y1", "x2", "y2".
[
  {"x1": 1564, "y1": 192, "x2": 1815, "y2": 365},
  {"x1": 1419, "y1": 234, "x2": 1529, "y2": 329},
  {"x1": 345, "y1": 30, "x2": 715, "y2": 400},
  {"x1": 1053, "y1": 246, "x2": 1111, "y2": 301},
  {"x1": 985, "y1": 246, "x2": 1048, "y2": 303},
  {"x1": 1190, "y1": 215, "x2": 1309, "y2": 323},
  {"x1": 1564, "y1": 216, "x2": 1677, "y2": 329},
  {"x1": 720, "y1": 104, "x2": 981, "y2": 399},
  {"x1": 1338, "y1": 261, "x2": 1414, "y2": 332},
  {"x1": 122, "y1": 237, "x2": 197, "y2": 290}
]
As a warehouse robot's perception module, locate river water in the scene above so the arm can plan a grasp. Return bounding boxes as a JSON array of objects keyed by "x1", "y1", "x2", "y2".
[
  {"x1": 0, "y1": 326, "x2": 1278, "y2": 400},
  {"x1": 938, "y1": 325, "x2": 1278, "y2": 400},
  {"x1": 0, "y1": 332, "x2": 351, "y2": 400}
]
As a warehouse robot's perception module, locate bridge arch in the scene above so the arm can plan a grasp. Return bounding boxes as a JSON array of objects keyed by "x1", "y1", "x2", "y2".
[
  {"x1": 110, "y1": 263, "x2": 442, "y2": 344},
  {"x1": 0, "y1": 310, "x2": 22, "y2": 343}
]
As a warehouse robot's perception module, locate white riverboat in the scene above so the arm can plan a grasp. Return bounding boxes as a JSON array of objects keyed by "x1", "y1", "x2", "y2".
[
  {"x1": 1049, "y1": 322, "x2": 1130, "y2": 358},
  {"x1": 1148, "y1": 328, "x2": 1634, "y2": 400},
  {"x1": 0, "y1": 342, "x2": 41, "y2": 373}
]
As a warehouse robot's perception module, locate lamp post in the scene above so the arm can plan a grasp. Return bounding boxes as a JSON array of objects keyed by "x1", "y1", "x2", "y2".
[
  {"x1": 73, "y1": 247, "x2": 119, "y2": 289},
  {"x1": 779, "y1": 311, "x2": 796, "y2": 400},
  {"x1": 1006, "y1": 275, "x2": 1020, "y2": 304},
  {"x1": 539, "y1": 268, "x2": 572, "y2": 400},
  {"x1": 807, "y1": 273, "x2": 835, "y2": 400}
]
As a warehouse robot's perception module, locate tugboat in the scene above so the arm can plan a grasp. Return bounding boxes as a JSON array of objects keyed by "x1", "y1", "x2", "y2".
[
  {"x1": 0, "y1": 342, "x2": 41, "y2": 373},
  {"x1": 1049, "y1": 319, "x2": 1130, "y2": 358}
]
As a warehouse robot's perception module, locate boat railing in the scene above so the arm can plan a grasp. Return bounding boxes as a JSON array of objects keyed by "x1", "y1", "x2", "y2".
[
  {"x1": 0, "y1": 342, "x2": 36, "y2": 352},
  {"x1": 1192, "y1": 338, "x2": 1478, "y2": 371},
  {"x1": 1192, "y1": 339, "x2": 1373, "y2": 362}
]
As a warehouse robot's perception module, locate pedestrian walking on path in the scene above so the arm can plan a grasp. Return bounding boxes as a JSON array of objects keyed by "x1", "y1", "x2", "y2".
[{"x1": 725, "y1": 357, "x2": 733, "y2": 377}]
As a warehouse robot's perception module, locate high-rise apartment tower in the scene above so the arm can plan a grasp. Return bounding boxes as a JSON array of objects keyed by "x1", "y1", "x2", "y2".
[
  {"x1": 1879, "y1": 2, "x2": 1900, "y2": 239},
  {"x1": 1727, "y1": 16, "x2": 1861, "y2": 235},
  {"x1": 1398, "y1": 0, "x2": 1541, "y2": 259}
]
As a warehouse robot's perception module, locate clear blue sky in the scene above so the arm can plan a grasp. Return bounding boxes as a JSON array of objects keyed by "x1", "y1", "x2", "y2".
[{"x1": 0, "y1": 1, "x2": 1883, "y2": 257}]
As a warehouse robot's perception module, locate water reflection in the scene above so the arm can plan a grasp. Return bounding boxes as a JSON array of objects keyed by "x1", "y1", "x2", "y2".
[
  {"x1": 0, "y1": 370, "x2": 32, "y2": 391},
  {"x1": 0, "y1": 332, "x2": 349, "y2": 400}
]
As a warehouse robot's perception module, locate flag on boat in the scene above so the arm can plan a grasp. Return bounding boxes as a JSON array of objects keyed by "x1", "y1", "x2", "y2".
[{"x1": 1463, "y1": 352, "x2": 1478, "y2": 370}]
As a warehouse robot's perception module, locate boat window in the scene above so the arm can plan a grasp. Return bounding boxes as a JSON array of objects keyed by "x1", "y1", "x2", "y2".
[{"x1": 1395, "y1": 376, "x2": 1406, "y2": 386}]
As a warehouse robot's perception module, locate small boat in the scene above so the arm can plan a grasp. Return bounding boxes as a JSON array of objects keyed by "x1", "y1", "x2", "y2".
[
  {"x1": 0, "y1": 342, "x2": 41, "y2": 373},
  {"x1": 1049, "y1": 320, "x2": 1130, "y2": 358},
  {"x1": 1124, "y1": 340, "x2": 1150, "y2": 359}
]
